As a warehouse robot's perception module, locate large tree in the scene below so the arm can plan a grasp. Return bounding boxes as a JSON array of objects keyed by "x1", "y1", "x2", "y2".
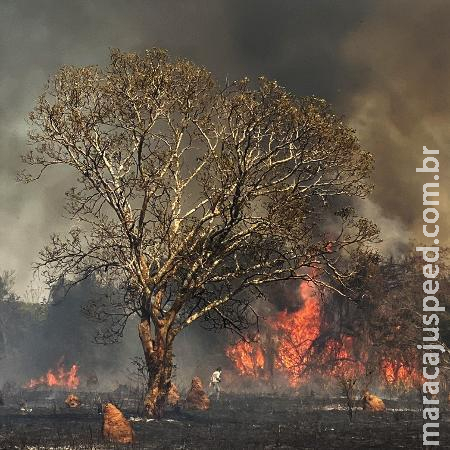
[{"x1": 22, "y1": 49, "x2": 378, "y2": 417}]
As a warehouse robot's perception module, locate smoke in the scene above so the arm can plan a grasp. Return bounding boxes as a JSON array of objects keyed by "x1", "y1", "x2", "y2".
[
  {"x1": 355, "y1": 199, "x2": 410, "y2": 256},
  {"x1": 341, "y1": 0, "x2": 450, "y2": 246},
  {"x1": 0, "y1": 278, "x2": 142, "y2": 389},
  {"x1": 0, "y1": 0, "x2": 367, "y2": 296},
  {"x1": 3, "y1": 1, "x2": 446, "y2": 296}
]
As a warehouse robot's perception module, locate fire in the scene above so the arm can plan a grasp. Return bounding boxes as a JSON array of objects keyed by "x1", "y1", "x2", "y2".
[
  {"x1": 226, "y1": 276, "x2": 421, "y2": 391},
  {"x1": 271, "y1": 281, "x2": 321, "y2": 385},
  {"x1": 226, "y1": 278, "x2": 321, "y2": 386},
  {"x1": 25, "y1": 358, "x2": 80, "y2": 390},
  {"x1": 323, "y1": 337, "x2": 366, "y2": 380},
  {"x1": 226, "y1": 337, "x2": 265, "y2": 378},
  {"x1": 381, "y1": 358, "x2": 422, "y2": 388}
]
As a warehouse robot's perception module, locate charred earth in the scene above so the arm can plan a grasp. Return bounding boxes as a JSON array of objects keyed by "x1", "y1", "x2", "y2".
[{"x1": 0, "y1": 389, "x2": 447, "y2": 449}]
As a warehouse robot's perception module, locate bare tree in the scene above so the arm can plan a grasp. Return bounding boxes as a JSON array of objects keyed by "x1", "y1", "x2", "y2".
[{"x1": 22, "y1": 49, "x2": 379, "y2": 417}]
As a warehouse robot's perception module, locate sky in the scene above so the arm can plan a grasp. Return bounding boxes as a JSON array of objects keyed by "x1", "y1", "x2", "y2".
[{"x1": 0, "y1": 0, "x2": 448, "y2": 298}]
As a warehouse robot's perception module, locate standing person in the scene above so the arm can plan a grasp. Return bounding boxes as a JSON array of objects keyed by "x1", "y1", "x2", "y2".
[{"x1": 209, "y1": 367, "x2": 222, "y2": 400}]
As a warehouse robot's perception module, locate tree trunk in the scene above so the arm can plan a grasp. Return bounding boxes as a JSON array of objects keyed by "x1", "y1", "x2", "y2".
[{"x1": 138, "y1": 317, "x2": 174, "y2": 418}]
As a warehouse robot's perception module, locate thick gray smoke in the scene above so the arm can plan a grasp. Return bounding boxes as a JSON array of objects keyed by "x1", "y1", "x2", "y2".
[
  {"x1": 342, "y1": 0, "x2": 450, "y2": 251},
  {"x1": 0, "y1": 1, "x2": 384, "y2": 294}
]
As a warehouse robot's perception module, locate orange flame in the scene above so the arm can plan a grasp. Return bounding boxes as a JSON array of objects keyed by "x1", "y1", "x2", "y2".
[
  {"x1": 226, "y1": 274, "x2": 421, "y2": 390},
  {"x1": 271, "y1": 280, "x2": 321, "y2": 385},
  {"x1": 226, "y1": 337, "x2": 265, "y2": 377},
  {"x1": 381, "y1": 358, "x2": 422, "y2": 388},
  {"x1": 322, "y1": 336, "x2": 366, "y2": 379},
  {"x1": 25, "y1": 358, "x2": 80, "y2": 390},
  {"x1": 226, "y1": 278, "x2": 321, "y2": 386}
]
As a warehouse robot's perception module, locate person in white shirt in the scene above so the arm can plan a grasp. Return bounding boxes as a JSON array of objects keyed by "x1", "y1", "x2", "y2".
[{"x1": 209, "y1": 367, "x2": 222, "y2": 400}]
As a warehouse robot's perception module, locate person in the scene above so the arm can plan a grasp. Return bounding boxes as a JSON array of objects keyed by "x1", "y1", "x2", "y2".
[{"x1": 209, "y1": 367, "x2": 222, "y2": 400}]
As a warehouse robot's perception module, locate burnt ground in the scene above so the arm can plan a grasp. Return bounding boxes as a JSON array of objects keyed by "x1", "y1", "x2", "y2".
[{"x1": 0, "y1": 391, "x2": 449, "y2": 449}]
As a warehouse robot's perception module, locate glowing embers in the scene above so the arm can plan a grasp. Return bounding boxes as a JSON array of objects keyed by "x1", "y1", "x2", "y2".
[{"x1": 24, "y1": 357, "x2": 80, "y2": 390}]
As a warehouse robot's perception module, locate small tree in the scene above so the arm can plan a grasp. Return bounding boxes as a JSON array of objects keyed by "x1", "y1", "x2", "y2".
[{"x1": 22, "y1": 49, "x2": 378, "y2": 417}]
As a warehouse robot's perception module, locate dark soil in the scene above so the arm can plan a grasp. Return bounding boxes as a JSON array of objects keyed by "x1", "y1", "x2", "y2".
[{"x1": 0, "y1": 391, "x2": 448, "y2": 449}]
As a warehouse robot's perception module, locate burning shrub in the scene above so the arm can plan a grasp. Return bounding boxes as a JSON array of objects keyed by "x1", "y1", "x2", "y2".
[
  {"x1": 65, "y1": 393, "x2": 81, "y2": 408},
  {"x1": 102, "y1": 403, "x2": 135, "y2": 444},
  {"x1": 226, "y1": 337, "x2": 265, "y2": 378},
  {"x1": 226, "y1": 279, "x2": 321, "y2": 386},
  {"x1": 381, "y1": 357, "x2": 422, "y2": 389},
  {"x1": 25, "y1": 358, "x2": 80, "y2": 390},
  {"x1": 362, "y1": 391, "x2": 385, "y2": 412},
  {"x1": 226, "y1": 267, "x2": 423, "y2": 394},
  {"x1": 271, "y1": 279, "x2": 321, "y2": 386},
  {"x1": 185, "y1": 377, "x2": 210, "y2": 410}
]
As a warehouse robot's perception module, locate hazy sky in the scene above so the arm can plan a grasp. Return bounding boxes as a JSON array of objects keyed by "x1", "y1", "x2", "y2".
[{"x1": 0, "y1": 0, "x2": 448, "y2": 297}]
